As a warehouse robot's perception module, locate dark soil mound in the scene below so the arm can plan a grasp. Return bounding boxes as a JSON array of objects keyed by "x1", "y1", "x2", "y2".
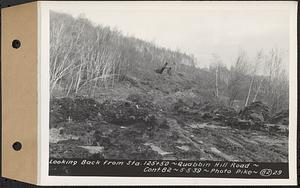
[
  {"x1": 50, "y1": 97, "x2": 102, "y2": 124},
  {"x1": 210, "y1": 106, "x2": 238, "y2": 121},
  {"x1": 99, "y1": 99, "x2": 156, "y2": 126},
  {"x1": 173, "y1": 99, "x2": 200, "y2": 115},
  {"x1": 95, "y1": 128, "x2": 163, "y2": 160},
  {"x1": 50, "y1": 143, "x2": 93, "y2": 158},
  {"x1": 269, "y1": 110, "x2": 289, "y2": 125},
  {"x1": 239, "y1": 101, "x2": 270, "y2": 122},
  {"x1": 126, "y1": 93, "x2": 158, "y2": 111},
  {"x1": 197, "y1": 103, "x2": 238, "y2": 122}
]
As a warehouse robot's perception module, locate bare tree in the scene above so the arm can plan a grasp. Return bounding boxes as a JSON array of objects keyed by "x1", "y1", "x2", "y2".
[
  {"x1": 50, "y1": 11, "x2": 197, "y2": 97},
  {"x1": 252, "y1": 77, "x2": 264, "y2": 102},
  {"x1": 244, "y1": 50, "x2": 263, "y2": 106},
  {"x1": 262, "y1": 48, "x2": 288, "y2": 113},
  {"x1": 209, "y1": 53, "x2": 223, "y2": 99},
  {"x1": 228, "y1": 50, "x2": 248, "y2": 106}
]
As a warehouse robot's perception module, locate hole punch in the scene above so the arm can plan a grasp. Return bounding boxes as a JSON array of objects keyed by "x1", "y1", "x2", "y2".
[
  {"x1": 12, "y1": 39, "x2": 21, "y2": 49},
  {"x1": 12, "y1": 142, "x2": 22, "y2": 151}
]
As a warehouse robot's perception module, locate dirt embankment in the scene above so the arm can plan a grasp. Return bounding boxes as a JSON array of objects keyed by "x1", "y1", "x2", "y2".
[{"x1": 49, "y1": 94, "x2": 288, "y2": 162}]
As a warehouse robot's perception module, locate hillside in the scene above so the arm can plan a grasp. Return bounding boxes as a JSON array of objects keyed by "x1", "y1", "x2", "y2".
[{"x1": 49, "y1": 11, "x2": 289, "y2": 164}]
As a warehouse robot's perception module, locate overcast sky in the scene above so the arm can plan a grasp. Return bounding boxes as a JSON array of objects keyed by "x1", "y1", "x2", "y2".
[{"x1": 50, "y1": 1, "x2": 293, "y2": 68}]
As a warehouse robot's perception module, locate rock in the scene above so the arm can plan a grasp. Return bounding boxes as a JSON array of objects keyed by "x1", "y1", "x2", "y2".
[
  {"x1": 144, "y1": 143, "x2": 173, "y2": 156},
  {"x1": 189, "y1": 123, "x2": 228, "y2": 129},
  {"x1": 78, "y1": 146, "x2": 104, "y2": 154},
  {"x1": 176, "y1": 145, "x2": 190, "y2": 151},
  {"x1": 49, "y1": 128, "x2": 79, "y2": 144},
  {"x1": 210, "y1": 147, "x2": 235, "y2": 161},
  {"x1": 249, "y1": 113, "x2": 264, "y2": 122},
  {"x1": 225, "y1": 138, "x2": 244, "y2": 149}
]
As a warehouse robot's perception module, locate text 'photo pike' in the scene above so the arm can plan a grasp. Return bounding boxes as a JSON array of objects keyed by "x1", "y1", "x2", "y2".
[{"x1": 43, "y1": 1, "x2": 297, "y2": 183}]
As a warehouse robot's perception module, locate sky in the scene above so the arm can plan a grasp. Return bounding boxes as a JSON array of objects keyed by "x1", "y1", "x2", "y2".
[{"x1": 50, "y1": 1, "x2": 293, "y2": 68}]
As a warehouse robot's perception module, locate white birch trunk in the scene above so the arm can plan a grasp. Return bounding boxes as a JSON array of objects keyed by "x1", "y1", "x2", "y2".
[
  {"x1": 253, "y1": 78, "x2": 263, "y2": 102},
  {"x1": 215, "y1": 66, "x2": 219, "y2": 98},
  {"x1": 245, "y1": 76, "x2": 254, "y2": 106}
]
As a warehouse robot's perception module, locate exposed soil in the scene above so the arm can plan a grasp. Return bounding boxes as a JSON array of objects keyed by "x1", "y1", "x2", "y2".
[{"x1": 49, "y1": 87, "x2": 288, "y2": 162}]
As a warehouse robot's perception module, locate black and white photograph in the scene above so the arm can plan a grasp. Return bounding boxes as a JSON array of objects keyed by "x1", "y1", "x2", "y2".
[{"x1": 46, "y1": 1, "x2": 296, "y2": 179}]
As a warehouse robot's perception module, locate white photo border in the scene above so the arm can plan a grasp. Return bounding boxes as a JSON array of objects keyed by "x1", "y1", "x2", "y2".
[{"x1": 38, "y1": 1, "x2": 298, "y2": 185}]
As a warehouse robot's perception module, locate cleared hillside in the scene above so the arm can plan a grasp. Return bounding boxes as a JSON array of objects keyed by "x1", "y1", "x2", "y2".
[{"x1": 49, "y1": 11, "x2": 289, "y2": 164}]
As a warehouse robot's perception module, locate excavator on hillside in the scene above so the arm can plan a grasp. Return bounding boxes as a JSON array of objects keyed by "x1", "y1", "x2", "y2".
[{"x1": 155, "y1": 61, "x2": 174, "y2": 75}]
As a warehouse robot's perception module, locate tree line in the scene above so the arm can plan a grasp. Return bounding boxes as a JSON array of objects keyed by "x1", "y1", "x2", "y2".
[
  {"x1": 209, "y1": 49, "x2": 288, "y2": 113},
  {"x1": 50, "y1": 11, "x2": 289, "y2": 113},
  {"x1": 50, "y1": 11, "x2": 196, "y2": 97}
]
